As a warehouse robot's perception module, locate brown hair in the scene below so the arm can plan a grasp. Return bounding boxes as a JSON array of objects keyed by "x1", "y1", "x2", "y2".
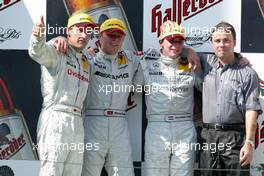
[{"x1": 211, "y1": 21, "x2": 236, "y2": 40}]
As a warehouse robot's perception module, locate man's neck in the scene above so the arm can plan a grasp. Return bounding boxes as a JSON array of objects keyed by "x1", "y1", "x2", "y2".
[
  {"x1": 161, "y1": 52, "x2": 179, "y2": 60},
  {"x1": 68, "y1": 40, "x2": 82, "y2": 53},
  {"x1": 218, "y1": 53, "x2": 235, "y2": 65},
  {"x1": 71, "y1": 46, "x2": 82, "y2": 53},
  {"x1": 99, "y1": 47, "x2": 118, "y2": 60},
  {"x1": 100, "y1": 47, "x2": 117, "y2": 56}
]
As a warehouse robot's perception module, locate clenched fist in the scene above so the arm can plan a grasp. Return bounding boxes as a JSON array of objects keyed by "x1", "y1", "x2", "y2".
[{"x1": 32, "y1": 15, "x2": 45, "y2": 39}]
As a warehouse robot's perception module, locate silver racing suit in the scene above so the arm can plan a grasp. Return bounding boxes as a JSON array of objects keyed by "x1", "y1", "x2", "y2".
[
  {"x1": 136, "y1": 48, "x2": 201, "y2": 176},
  {"x1": 81, "y1": 48, "x2": 140, "y2": 176},
  {"x1": 28, "y1": 35, "x2": 89, "y2": 176}
]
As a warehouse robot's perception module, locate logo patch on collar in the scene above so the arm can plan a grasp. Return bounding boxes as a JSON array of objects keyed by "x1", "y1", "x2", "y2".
[
  {"x1": 82, "y1": 56, "x2": 89, "y2": 71},
  {"x1": 118, "y1": 53, "x2": 128, "y2": 65},
  {"x1": 178, "y1": 64, "x2": 190, "y2": 72}
]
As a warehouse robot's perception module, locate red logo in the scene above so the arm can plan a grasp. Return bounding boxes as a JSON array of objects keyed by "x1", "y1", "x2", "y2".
[
  {"x1": 151, "y1": 0, "x2": 223, "y2": 36},
  {"x1": 106, "y1": 111, "x2": 113, "y2": 115},
  {"x1": 67, "y1": 68, "x2": 89, "y2": 83},
  {"x1": 0, "y1": 0, "x2": 21, "y2": 11},
  {"x1": 255, "y1": 120, "x2": 264, "y2": 149},
  {"x1": 0, "y1": 133, "x2": 26, "y2": 160}
]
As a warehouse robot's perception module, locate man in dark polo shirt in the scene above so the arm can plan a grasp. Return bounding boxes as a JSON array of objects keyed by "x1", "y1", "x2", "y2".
[{"x1": 199, "y1": 21, "x2": 262, "y2": 176}]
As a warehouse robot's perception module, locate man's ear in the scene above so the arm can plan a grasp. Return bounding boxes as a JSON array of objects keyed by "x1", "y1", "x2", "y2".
[
  {"x1": 66, "y1": 28, "x2": 70, "y2": 37},
  {"x1": 159, "y1": 39, "x2": 164, "y2": 48}
]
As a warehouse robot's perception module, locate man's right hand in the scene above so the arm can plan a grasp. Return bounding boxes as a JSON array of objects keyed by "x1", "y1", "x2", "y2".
[
  {"x1": 86, "y1": 47, "x2": 97, "y2": 57},
  {"x1": 32, "y1": 15, "x2": 45, "y2": 39},
  {"x1": 187, "y1": 48, "x2": 201, "y2": 74},
  {"x1": 53, "y1": 36, "x2": 68, "y2": 55}
]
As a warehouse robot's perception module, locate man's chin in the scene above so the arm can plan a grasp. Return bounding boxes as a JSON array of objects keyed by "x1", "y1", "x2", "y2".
[
  {"x1": 169, "y1": 52, "x2": 180, "y2": 57},
  {"x1": 71, "y1": 45, "x2": 86, "y2": 51},
  {"x1": 77, "y1": 40, "x2": 87, "y2": 45},
  {"x1": 78, "y1": 43, "x2": 88, "y2": 49},
  {"x1": 216, "y1": 53, "x2": 226, "y2": 58},
  {"x1": 111, "y1": 49, "x2": 119, "y2": 55},
  {"x1": 112, "y1": 47, "x2": 121, "y2": 52},
  {"x1": 112, "y1": 45, "x2": 121, "y2": 50}
]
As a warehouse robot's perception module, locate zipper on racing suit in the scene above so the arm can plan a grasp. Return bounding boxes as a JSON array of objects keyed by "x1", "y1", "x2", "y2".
[{"x1": 74, "y1": 53, "x2": 81, "y2": 105}]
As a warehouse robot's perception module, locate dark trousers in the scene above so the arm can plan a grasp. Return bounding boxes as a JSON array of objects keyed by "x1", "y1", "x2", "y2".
[{"x1": 199, "y1": 128, "x2": 249, "y2": 176}]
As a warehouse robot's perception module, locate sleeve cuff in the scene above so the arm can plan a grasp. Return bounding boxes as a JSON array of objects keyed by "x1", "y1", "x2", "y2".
[{"x1": 246, "y1": 104, "x2": 263, "y2": 115}]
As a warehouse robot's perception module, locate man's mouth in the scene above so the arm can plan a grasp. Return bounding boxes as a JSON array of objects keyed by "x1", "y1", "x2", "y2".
[
  {"x1": 78, "y1": 38, "x2": 85, "y2": 42},
  {"x1": 112, "y1": 44, "x2": 120, "y2": 47},
  {"x1": 170, "y1": 49, "x2": 179, "y2": 52}
]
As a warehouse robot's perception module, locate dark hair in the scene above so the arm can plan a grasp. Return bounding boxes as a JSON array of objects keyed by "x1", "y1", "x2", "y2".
[{"x1": 211, "y1": 21, "x2": 236, "y2": 40}]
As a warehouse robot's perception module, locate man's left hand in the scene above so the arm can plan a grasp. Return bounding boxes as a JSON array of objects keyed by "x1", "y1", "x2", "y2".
[{"x1": 239, "y1": 143, "x2": 253, "y2": 166}]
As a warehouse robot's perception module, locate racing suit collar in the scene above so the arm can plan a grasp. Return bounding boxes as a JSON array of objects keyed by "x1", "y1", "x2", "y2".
[
  {"x1": 68, "y1": 45, "x2": 84, "y2": 58},
  {"x1": 160, "y1": 53, "x2": 179, "y2": 65},
  {"x1": 97, "y1": 47, "x2": 118, "y2": 60}
]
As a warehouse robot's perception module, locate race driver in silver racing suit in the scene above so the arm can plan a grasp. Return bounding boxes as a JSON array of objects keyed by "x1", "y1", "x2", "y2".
[
  {"x1": 81, "y1": 18, "x2": 141, "y2": 176},
  {"x1": 28, "y1": 13, "x2": 95, "y2": 176},
  {"x1": 134, "y1": 20, "x2": 202, "y2": 176},
  {"x1": 52, "y1": 18, "x2": 141, "y2": 176}
]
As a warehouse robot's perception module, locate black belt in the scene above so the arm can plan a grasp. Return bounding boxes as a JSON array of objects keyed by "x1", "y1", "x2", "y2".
[{"x1": 202, "y1": 123, "x2": 245, "y2": 131}]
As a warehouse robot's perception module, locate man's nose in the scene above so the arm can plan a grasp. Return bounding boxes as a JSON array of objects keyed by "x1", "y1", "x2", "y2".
[
  {"x1": 219, "y1": 41, "x2": 225, "y2": 46},
  {"x1": 79, "y1": 31, "x2": 88, "y2": 38}
]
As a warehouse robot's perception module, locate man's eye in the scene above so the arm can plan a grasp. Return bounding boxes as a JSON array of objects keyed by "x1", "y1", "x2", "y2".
[
  {"x1": 214, "y1": 40, "x2": 220, "y2": 43},
  {"x1": 79, "y1": 28, "x2": 84, "y2": 32}
]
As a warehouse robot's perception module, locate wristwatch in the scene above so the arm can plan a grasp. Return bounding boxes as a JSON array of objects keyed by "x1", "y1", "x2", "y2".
[{"x1": 245, "y1": 139, "x2": 255, "y2": 148}]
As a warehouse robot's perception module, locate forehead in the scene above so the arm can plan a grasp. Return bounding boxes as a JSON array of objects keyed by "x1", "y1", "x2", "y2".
[
  {"x1": 105, "y1": 29, "x2": 124, "y2": 35},
  {"x1": 108, "y1": 32, "x2": 123, "y2": 35},
  {"x1": 70, "y1": 23, "x2": 92, "y2": 29},
  {"x1": 212, "y1": 29, "x2": 234, "y2": 39},
  {"x1": 167, "y1": 36, "x2": 184, "y2": 41}
]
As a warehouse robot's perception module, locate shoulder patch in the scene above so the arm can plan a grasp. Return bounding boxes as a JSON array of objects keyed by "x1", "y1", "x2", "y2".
[
  {"x1": 144, "y1": 48, "x2": 160, "y2": 60},
  {"x1": 146, "y1": 48, "x2": 161, "y2": 57}
]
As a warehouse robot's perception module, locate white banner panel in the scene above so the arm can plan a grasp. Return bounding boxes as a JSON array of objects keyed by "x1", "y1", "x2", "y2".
[
  {"x1": 0, "y1": 160, "x2": 40, "y2": 175},
  {"x1": 143, "y1": 0, "x2": 241, "y2": 52},
  {"x1": 0, "y1": 0, "x2": 46, "y2": 50}
]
